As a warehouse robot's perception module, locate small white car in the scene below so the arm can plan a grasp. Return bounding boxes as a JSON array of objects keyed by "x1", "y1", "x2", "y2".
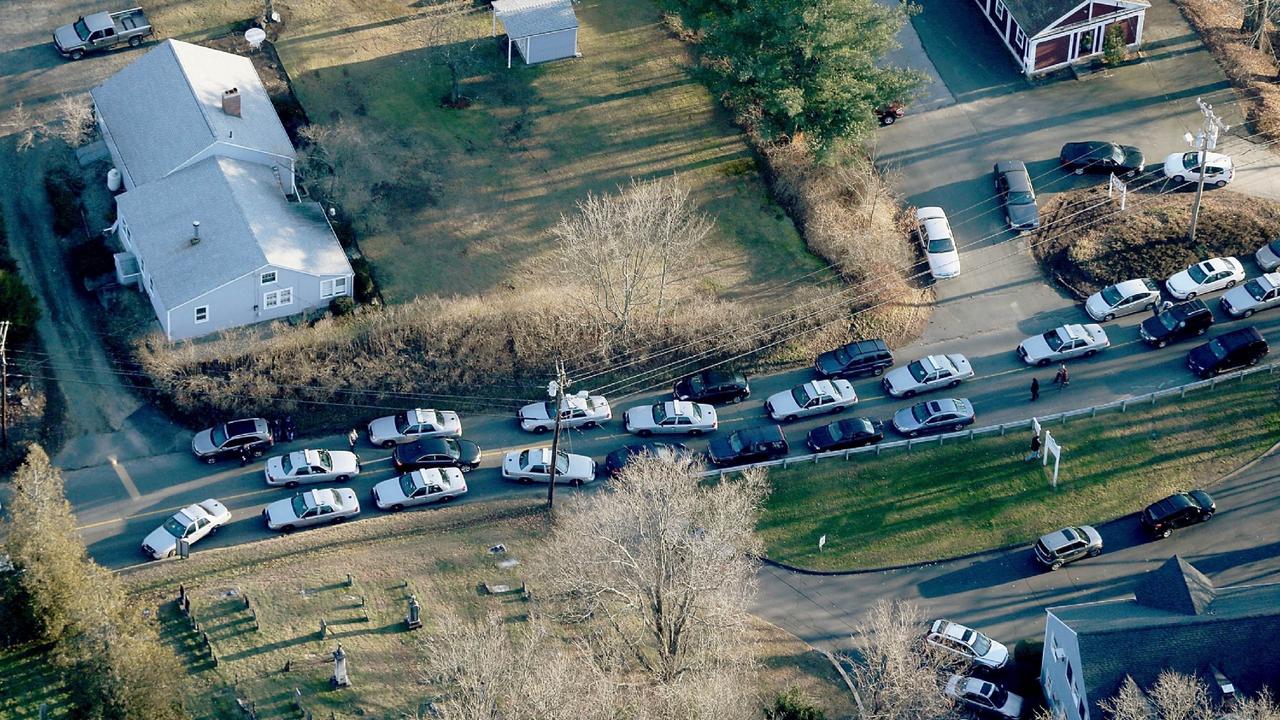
[
  {"x1": 502, "y1": 447, "x2": 597, "y2": 485},
  {"x1": 1165, "y1": 257, "x2": 1245, "y2": 300},
  {"x1": 264, "y1": 448, "x2": 361, "y2": 488},
  {"x1": 944, "y1": 675, "x2": 1024, "y2": 720},
  {"x1": 263, "y1": 488, "x2": 360, "y2": 532},
  {"x1": 517, "y1": 392, "x2": 611, "y2": 433},
  {"x1": 1221, "y1": 272, "x2": 1280, "y2": 318},
  {"x1": 623, "y1": 400, "x2": 718, "y2": 436},
  {"x1": 1163, "y1": 151, "x2": 1234, "y2": 187},
  {"x1": 925, "y1": 619, "x2": 1009, "y2": 670},
  {"x1": 765, "y1": 379, "x2": 858, "y2": 422},
  {"x1": 881, "y1": 353, "x2": 974, "y2": 398},
  {"x1": 1256, "y1": 239, "x2": 1280, "y2": 271},
  {"x1": 140, "y1": 499, "x2": 231, "y2": 560},
  {"x1": 917, "y1": 207, "x2": 960, "y2": 280},
  {"x1": 371, "y1": 468, "x2": 468, "y2": 511},
  {"x1": 1017, "y1": 323, "x2": 1109, "y2": 366},
  {"x1": 1085, "y1": 278, "x2": 1162, "y2": 321},
  {"x1": 367, "y1": 408, "x2": 462, "y2": 448}
]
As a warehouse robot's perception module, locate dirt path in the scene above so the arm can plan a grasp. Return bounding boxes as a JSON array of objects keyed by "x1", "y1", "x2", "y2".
[{"x1": 0, "y1": 143, "x2": 185, "y2": 469}]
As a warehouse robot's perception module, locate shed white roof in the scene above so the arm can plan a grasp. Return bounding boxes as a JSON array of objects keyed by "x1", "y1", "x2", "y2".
[
  {"x1": 115, "y1": 156, "x2": 351, "y2": 308},
  {"x1": 91, "y1": 39, "x2": 295, "y2": 187},
  {"x1": 492, "y1": 0, "x2": 578, "y2": 38}
]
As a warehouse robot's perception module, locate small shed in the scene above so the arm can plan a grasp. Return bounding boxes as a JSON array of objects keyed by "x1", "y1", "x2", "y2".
[
  {"x1": 971, "y1": 0, "x2": 1150, "y2": 76},
  {"x1": 491, "y1": 0, "x2": 580, "y2": 69}
]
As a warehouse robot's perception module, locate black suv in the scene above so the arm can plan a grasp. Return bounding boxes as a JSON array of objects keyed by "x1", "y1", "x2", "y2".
[
  {"x1": 1142, "y1": 490, "x2": 1215, "y2": 538},
  {"x1": 392, "y1": 437, "x2": 483, "y2": 473},
  {"x1": 1139, "y1": 299, "x2": 1213, "y2": 348},
  {"x1": 707, "y1": 425, "x2": 788, "y2": 467},
  {"x1": 673, "y1": 369, "x2": 750, "y2": 404},
  {"x1": 814, "y1": 339, "x2": 894, "y2": 378},
  {"x1": 1186, "y1": 327, "x2": 1269, "y2": 378},
  {"x1": 191, "y1": 418, "x2": 274, "y2": 463}
]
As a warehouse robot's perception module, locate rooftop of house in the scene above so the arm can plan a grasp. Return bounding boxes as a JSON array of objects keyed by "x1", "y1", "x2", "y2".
[
  {"x1": 115, "y1": 156, "x2": 351, "y2": 308},
  {"x1": 492, "y1": 0, "x2": 579, "y2": 38},
  {"x1": 1049, "y1": 557, "x2": 1280, "y2": 713},
  {"x1": 91, "y1": 39, "x2": 295, "y2": 188},
  {"x1": 1002, "y1": 0, "x2": 1151, "y2": 37}
]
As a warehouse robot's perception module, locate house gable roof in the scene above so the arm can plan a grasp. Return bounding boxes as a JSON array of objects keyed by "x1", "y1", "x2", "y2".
[
  {"x1": 492, "y1": 0, "x2": 578, "y2": 39},
  {"x1": 1048, "y1": 557, "x2": 1280, "y2": 716},
  {"x1": 1003, "y1": 0, "x2": 1150, "y2": 38},
  {"x1": 116, "y1": 156, "x2": 351, "y2": 308},
  {"x1": 91, "y1": 39, "x2": 294, "y2": 187}
]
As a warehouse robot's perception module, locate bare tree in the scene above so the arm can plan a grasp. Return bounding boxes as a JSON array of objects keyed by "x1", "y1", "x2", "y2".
[
  {"x1": 551, "y1": 175, "x2": 715, "y2": 340},
  {"x1": 1, "y1": 102, "x2": 42, "y2": 152},
  {"x1": 45, "y1": 93, "x2": 96, "y2": 148},
  {"x1": 423, "y1": 3, "x2": 482, "y2": 107},
  {"x1": 298, "y1": 119, "x2": 385, "y2": 230},
  {"x1": 1100, "y1": 676, "x2": 1157, "y2": 720},
  {"x1": 1101, "y1": 672, "x2": 1215, "y2": 720},
  {"x1": 843, "y1": 600, "x2": 962, "y2": 720},
  {"x1": 535, "y1": 453, "x2": 767, "y2": 685}
]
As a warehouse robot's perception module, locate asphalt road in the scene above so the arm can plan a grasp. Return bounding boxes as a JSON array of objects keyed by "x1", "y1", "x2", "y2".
[
  {"x1": 751, "y1": 445, "x2": 1280, "y2": 653},
  {"x1": 69, "y1": 286, "x2": 1280, "y2": 570}
]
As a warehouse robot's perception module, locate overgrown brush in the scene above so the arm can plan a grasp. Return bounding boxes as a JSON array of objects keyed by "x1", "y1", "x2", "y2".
[
  {"x1": 760, "y1": 142, "x2": 931, "y2": 346},
  {"x1": 135, "y1": 286, "x2": 848, "y2": 430},
  {"x1": 1034, "y1": 188, "x2": 1280, "y2": 296}
]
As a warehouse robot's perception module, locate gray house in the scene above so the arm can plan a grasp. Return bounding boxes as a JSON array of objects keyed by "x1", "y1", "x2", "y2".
[
  {"x1": 492, "y1": 0, "x2": 580, "y2": 69},
  {"x1": 91, "y1": 39, "x2": 353, "y2": 341},
  {"x1": 1041, "y1": 556, "x2": 1280, "y2": 720}
]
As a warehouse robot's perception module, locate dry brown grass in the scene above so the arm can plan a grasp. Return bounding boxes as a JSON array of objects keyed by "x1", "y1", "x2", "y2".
[
  {"x1": 1176, "y1": 0, "x2": 1280, "y2": 140},
  {"x1": 1033, "y1": 187, "x2": 1280, "y2": 297},
  {"x1": 761, "y1": 142, "x2": 934, "y2": 347},
  {"x1": 113, "y1": 499, "x2": 853, "y2": 720}
]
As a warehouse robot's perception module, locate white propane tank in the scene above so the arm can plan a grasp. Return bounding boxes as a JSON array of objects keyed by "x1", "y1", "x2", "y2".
[{"x1": 106, "y1": 167, "x2": 122, "y2": 192}]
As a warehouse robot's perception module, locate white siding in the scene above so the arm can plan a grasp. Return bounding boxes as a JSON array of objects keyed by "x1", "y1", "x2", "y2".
[
  {"x1": 518, "y1": 27, "x2": 578, "y2": 64},
  {"x1": 166, "y1": 265, "x2": 353, "y2": 341},
  {"x1": 1042, "y1": 611, "x2": 1089, "y2": 720}
]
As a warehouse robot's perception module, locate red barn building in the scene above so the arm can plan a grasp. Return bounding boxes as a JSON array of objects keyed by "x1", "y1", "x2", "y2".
[{"x1": 972, "y1": 0, "x2": 1150, "y2": 76}]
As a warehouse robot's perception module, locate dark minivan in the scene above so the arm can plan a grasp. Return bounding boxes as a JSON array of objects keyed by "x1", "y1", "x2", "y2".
[
  {"x1": 673, "y1": 369, "x2": 750, "y2": 404},
  {"x1": 1186, "y1": 327, "x2": 1269, "y2": 377},
  {"x1": 1139, "y1": 299, "x2": 1214, "y2": 348},
  {"x1": 814, "y1": 339, "x2": 894, "y2": 378},
  {"x1": 707, "y1": 425, "x2": 789, "y2": 467}
]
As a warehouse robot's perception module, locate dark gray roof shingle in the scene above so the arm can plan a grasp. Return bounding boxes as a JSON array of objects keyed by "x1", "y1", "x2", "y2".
[
  {"x1": 1002, "y1": 0, "x2": 1150, "y2": 37},
  {"x1": 1049, "y1": 557, "x2": 1280, "y2": 716}
]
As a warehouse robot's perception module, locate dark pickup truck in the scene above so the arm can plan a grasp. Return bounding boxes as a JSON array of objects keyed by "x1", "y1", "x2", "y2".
[{"x1": 54, "y1": 7, "x2": 152, "y2": 60}]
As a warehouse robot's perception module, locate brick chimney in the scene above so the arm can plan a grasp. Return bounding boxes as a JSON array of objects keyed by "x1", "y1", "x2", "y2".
[{"x1": 222, "y1": 87, "x2": 241, "y2": 117}]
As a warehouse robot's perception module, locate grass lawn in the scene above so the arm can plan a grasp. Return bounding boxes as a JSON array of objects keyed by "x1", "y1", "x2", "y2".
[
  {"x1": 270, "y1": 0, "x2": 826, "y2": 303},
  {"x1": 759, "y1": 373, "x2": 1280, "y2": 571},
  {"x1": 26, "y1": 500, "x2": 850, "y2": 720},
  {"x1": 0, "y1": 643, "x2": 69, "y2": 719}
]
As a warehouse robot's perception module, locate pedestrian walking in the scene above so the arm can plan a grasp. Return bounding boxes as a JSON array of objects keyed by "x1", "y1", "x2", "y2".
[
  {"x1": 347, "y1": 428, "x2": 359, "y2": 451},
  {"x1": 239, "y1": 445, "x2": 251, "y2": 467},
  {"x1": 1030, "y1": 377, "x2": 1040, "y2": 402},
  {"x1": 284, "y1": 415, "x2": 296, "y2": 441},
  {"x1": 1025, "y1": 433, "x2": 1042, "y2": 462},
  {"x1": 1054, "y1": 363, "x2": 1070, "y2": 388}
]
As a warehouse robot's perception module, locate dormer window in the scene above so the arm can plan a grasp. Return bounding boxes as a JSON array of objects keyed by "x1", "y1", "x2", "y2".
[{"x1": 261, "y1": 271, "x2": 277, "y2": 285}]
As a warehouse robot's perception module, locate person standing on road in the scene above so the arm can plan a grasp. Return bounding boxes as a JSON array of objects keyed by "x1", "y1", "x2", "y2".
[
  {"x1": 1025, "y1": 433, "x2": 1042, "y2": 462},
  {"x1": 239, "y1": 445, "x2": 251, "y2": 467},
  {"x1": 1054, "y1": 364, "x2": 1070, "y2": 388},
  {"x1": 1030, "y1": 377, "x2": 1040, "y2": 402},
  {"x1": 347, "y1": 428, "x2": 359, "y2": 451}
]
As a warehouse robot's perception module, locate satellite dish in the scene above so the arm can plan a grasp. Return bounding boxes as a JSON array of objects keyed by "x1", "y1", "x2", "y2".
[{"x1": 245, "y1": 27, "x2": 267, "y2": 49}]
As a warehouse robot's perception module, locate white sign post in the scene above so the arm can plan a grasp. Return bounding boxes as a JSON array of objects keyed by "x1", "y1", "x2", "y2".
[
  {"x1": 818, "y1": 534, "x2": 827, "y2": 552},
  {"x1": 1032, "y1": 417, "x2": 1042, "y2": 440},
  {"x1": 1108, "y1": 173, "x2": 1128, "y2": 210},
  {"x1": 1043, "y1": 431, "x2": 1063, "y2": 489}
]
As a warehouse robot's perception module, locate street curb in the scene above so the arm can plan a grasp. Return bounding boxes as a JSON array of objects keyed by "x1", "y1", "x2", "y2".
[{"x1": 760, "y1": 437, "x2": 1280, "y2": 577}]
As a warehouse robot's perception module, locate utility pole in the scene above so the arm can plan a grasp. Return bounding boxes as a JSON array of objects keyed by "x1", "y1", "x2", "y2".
[
  {"x1": 0, "y1": 321, "x2": 9, "y2": 448},
  {"x1": 545, "y1": 360, "x2": 568, "y2": 510},
  {"x1": 1187, "y1": 98, "x2": 1230, "y2": 243}
]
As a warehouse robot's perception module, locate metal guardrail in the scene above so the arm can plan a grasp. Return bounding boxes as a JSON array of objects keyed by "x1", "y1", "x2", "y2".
[{"x1": 700, "y1": 362, "x2": 1279, "y2": 478}]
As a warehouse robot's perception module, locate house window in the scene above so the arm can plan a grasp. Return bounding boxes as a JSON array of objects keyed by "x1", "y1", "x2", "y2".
[
  {"x1": 194, "y1": 306, "x2": 209, "y2": 323},
  {"x1": 1066, "y1": 662, "x2": 1075, "y2": 685},
  {"x1": 1077, "y1": 699, "x2": 1087, "y2": 720},
  {"x1": 321, "y1": 277, "x2": 349, "y2": 298},
  {"x1": 1016, "y1": 27, "x2": 1026, "y2": 46},
  {"x1": 263, "y1": 288, "x2": 293, "y2": 309},
  {"x1": 261, "y1": 271, "x2": 278, "y2": 285},
  {"x1": 994, "y1": 0, "x2": 1006, "y2": 20}
]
